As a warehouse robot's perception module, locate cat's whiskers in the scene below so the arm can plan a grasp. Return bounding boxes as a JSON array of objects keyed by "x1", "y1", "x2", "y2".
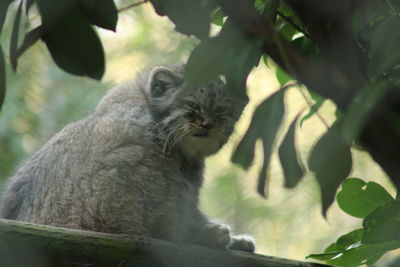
[
  {"x1": 162, "y1": 124, "x2": 187, "y2": 156},
  {"x1": 167, "y1": 126, "x2": 190, "y2": 154},
  {"x1": 158, "y1": 123, "x2": 176, "y2": 157},
  {"x1": 161, "y1": 128, "x2": 177, "y2": 157}
]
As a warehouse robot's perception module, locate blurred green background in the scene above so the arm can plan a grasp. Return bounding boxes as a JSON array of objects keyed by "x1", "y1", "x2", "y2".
[{"x1": 0, "y1": 1, "x2": 397, "y2": 264}]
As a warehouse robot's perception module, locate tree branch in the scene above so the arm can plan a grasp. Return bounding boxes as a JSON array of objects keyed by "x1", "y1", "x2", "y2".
[
  {"x1": 0, "y1": 219, "x2": 330, "y2": 267},
  {"x1": 283, "y1": 0, "x2": 366, "y2": 89}
]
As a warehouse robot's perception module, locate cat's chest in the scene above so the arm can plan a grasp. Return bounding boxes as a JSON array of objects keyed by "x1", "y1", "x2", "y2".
[{"x1": 158, "y1": 149, "x2": 204, "y2": 187}]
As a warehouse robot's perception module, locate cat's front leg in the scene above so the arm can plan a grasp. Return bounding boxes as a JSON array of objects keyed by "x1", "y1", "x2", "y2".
[
  {"x1": 187, "y1": 213, "x2": 256, "y2": 252},
  {"x1": 228, "y1": 234, "x2": 256, "y2": 252},
  {"x1": 179, "y1": 193, "x2": 255, "y2": 252},
  {"x1": 191, "y1": 221, "x2": 231, "y2": 249}
]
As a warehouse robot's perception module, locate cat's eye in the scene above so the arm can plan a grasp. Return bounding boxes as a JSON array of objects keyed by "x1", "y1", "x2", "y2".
[{"x1": 215, "y1": 106, "x2": 227, "y2": 114}]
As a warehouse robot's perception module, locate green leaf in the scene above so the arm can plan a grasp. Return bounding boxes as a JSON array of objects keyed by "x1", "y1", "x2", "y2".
[
  {"x1": 363, "y1": 200, "x2": 400, "y2": 244},
  {"x1": 0, "y1": 0, "x2": 13, "y2": 33},
  {"x1": 307, "y1": 251, "x2": 346, "y2": 262},
  {"x1": 78, "y1": 0, "x2": 118, "y2": 31},
  {"x1": 10, "y1": 1, "x2": 23, "y2": 71},
  {"x1": 291, "y1": 36, "x2": 318, "y2": 58},
  {"x1": 37, "y1": 0, "x2": 75, "y2": 26},
  {"x1": 275, "y1": 66, "x2": 292, "y2": 86},
  {"x1": 308, "y1": 228, "x2": 394, "y2": 266},
  {"x1": 185, "y1": 21, "x2": 262, "y2": 99},
  {"x1": 262, "y1": 54, "x2": 269, "y2": 67},
  {"x1": 308, "y1": 124, "x2": 352, "y2": 216},
  {"x1": 38, "y1": 0, "x2": 105, "y2": 80},
  {"x1": 0, "y1": 46, "x2": 6, "y2": 112},
  {"x1": 323, "y1": 242, "x2": 338, "y2": 253},
  {"x1": 341, "y1": 82, "x2": 388, "y2": 145},
  {"x1": 254, "y1": 0, "x2": 266, "y2": 12},
  {"x1": 257, "y1": 144, "x2": 270, "y2": 197},
  {"x1": 184, "y1": 37, "x2": 224, "y2": 87},
  {"x1": 278, "y1": 113, "x2": 305, "y2": 188},
  {"x1": 232, "y1": 89, "x2": 285, "y2": 196},
  {"x1": 368, "y1": 16, "x2": 400, "y2": 77},
  {"x1": 222, "y1": 27, "x2": 262, "y2": 99},
  {"x1": 151, "y1": 0, "x2": 210, "y2": 39},
  {"x1": 308, "y1": 229, "x2": 364, "y2": 262},
  {"x1": 335, "y1": 107, "x2": 343, "y2": 120},
  {"x1": 260, "y1": 0, "x2": 279, "y2": 23},
  {"x1": 333, "y1": 229, "x2": 364, "y2": 251},
  {"x1": 210, "y1": 7, "x2": 225, "y2": 26},
  {"x1": 308, "y1": 241, "x2": 400, "y2": 267},
  {"x1": 337, "y1": 178, "x2": 394, "y2": 218},
  {"x1": 274, "y1": 20, "x2": 298, "y2": 41}
]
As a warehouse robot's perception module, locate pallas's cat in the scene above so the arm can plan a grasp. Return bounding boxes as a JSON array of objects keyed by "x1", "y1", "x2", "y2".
[{"x1": 0, "y1": 65, "x2": 254, "y2": 252}]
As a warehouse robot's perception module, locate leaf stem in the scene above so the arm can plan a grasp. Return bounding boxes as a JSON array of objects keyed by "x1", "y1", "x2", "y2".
[
  {"x1": 16, "y1": 25, "x2": 44, "y2": 60},
  {"x1": 276, "y1": 10, "x2": 311, "y2": 39}
]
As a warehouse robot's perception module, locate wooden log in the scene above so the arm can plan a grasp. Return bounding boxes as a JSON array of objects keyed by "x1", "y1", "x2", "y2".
[{"x1": 0, "y1": 218, "x2": 330, "y2": 267}]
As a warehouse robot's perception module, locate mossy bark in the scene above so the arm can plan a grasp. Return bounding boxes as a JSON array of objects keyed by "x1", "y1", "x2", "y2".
[{"x1": 0, "y1": 218, "x2": 329, "y2": 267}]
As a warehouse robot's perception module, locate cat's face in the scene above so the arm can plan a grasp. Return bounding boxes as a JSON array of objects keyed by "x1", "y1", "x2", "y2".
[{"x1": 148, "y1": 65, "x2": 244, "y2": 158}]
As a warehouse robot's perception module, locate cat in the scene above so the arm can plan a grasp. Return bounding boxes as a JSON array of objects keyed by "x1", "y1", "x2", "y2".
[{"x1": 0, "y1": 64, "x2": 255, "y2": 252}]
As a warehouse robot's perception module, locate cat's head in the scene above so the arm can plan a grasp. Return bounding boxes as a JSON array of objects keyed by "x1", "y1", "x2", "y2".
[{"x1": 148, "y1": 65, "x2": 245, "y2": 158}]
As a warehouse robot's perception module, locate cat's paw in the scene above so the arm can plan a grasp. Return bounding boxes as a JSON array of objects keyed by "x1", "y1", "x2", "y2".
[
  {"x1": 194, "y1": 223, "x2": 231, "y2": 249},
  {"x1": 228, "y1": 235, "x2": 255, "y2": 252}
]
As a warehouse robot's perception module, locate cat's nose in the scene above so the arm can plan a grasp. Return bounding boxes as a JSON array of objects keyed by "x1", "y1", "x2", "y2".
[{"x1": 201, "y1": 119, "x2": 214, "y2": 130}]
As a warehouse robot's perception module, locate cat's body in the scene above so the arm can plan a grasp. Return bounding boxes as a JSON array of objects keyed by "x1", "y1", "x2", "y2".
[{"x1": 0, "y1": 65, "x2": 254, "y2": 251}]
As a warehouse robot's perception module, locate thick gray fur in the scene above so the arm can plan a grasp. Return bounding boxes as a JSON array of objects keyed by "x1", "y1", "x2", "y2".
[{"x1": 0, "y1": 64, "x2": 255, "y2": 252}]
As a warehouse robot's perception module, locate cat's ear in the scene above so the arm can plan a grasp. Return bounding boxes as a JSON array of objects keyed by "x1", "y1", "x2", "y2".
[{"x1": 149, "y1": 67, "x2": 179, "y2": 97}]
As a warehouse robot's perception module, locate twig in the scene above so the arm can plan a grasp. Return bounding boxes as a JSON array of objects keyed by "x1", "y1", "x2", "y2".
[
  {"x1": 96, "y1": 0, "x2": 149, "y2": 19},
  {"x1": 297, "y1": 86, "x2": 329, "y2": 129},
  {"x1": 117, "y1": 0, "x2": 149, "y2": 13},
  {"x1": 282, "y1": 82, "x2": 298, "y2": 91},
  {"x1": 276, "y1": 10, "x2": 311, "y2": 39}
]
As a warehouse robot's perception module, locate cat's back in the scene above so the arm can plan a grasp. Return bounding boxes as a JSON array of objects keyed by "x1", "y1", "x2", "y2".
[
  {"x1": 0, "y1": 115, "x2": 98, "y2": 222},
  {"x1": 0, "y1": 78, "x2": 157, "y2": 225}
]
